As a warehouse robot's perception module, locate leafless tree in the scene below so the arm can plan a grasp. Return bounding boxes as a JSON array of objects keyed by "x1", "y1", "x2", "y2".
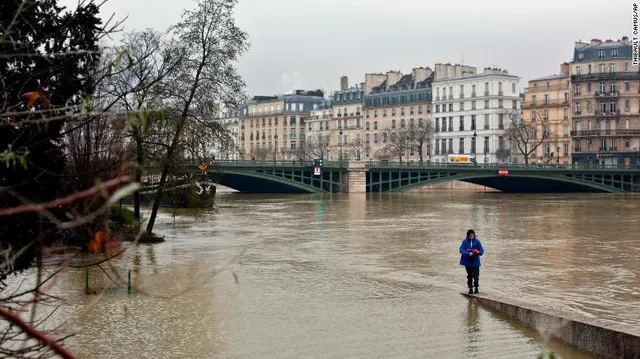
[
  {"x1": 504, "y1": 109, "x2": 548, "y2": 164},
  {"x1": 304, "y1": 133, "x2": 331, "y2": 161},
  {"x1": 409, "y1": 118, "x2": 434, "y2": 163},
  {"x1": 97, "y1": 29, "x2": 184, "y2": 222},
  {"x1": 379, "y1": 126, "x2": 413, "y2": 162},
  {"x1": 144, "y1": 0, "x2": 249, "y2": 234}
]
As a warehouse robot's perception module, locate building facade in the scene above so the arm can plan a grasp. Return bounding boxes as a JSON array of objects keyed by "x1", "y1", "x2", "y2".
[
  {"x1": 214, "y1": 110, "x2": 241, "y2": 160},
  {"x1": 330, "y1": 76, "x2": 365, "y2": 161},
  {"x1": 304, "y1": 100, "x2": 332, "y2": 160},
  {"x1": 521, "y1": 63, "x2": 571, "y2": 164},
  {"x1": 238, "y1": 91, "x2": 325, "y2": 160},
  {"x1": 570, "y1": 37, "x2": 640, "y2": 165},
  {"x1": 362, "y1": 67, "x2": 435, "y2": 161},
  {"x1": 430, "y1": 66, "x2": 522, "y2": 164}
]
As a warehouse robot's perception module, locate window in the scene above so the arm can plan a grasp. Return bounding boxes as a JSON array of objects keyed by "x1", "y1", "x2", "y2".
[
  {"x1": 459, "y1": 116, "x2": 465, "y2": 131},
  {"x1": 435, "y1": 139, "x2": 440, "y2": 154},
  {"x1": 374, "y1": 121, "x2": 378, "y2": 130},
  {"x1": 483, "y1": 136, "x2": 489, "y2": 153},
  {"x1": 612, "y1": 49, "x2": 619, "y2": 58},
  {"x1": 563, "y1": 143, "x2": 569, "y2": 155},
  {"x1": 290, "y1": 141, "x2": 296, "y2": 150},
  {"x1": 472, "y1": 101, "x2": 476, "y2": 110},
  {"x1": 545, "y1": 82, "x2": 550, "y2": 90},
  {"x1": 471, "y1": 115, "x2": 476, "y2": 130},
  {"x1": 512, "y1": 83, "x2": 516, "y2": 93},
  {"x1": 484, "y1": 114, "x2": 490, "y2": 129},
  {"x1": 484, "y1": 100, "x2": 489, "y2": 109},
  {"x1": 459, "y1": 138, "x2": 465, "y2": 154},
  {"x1": 471, "y1": 137, "x2": 476, "y2": 153},
  {"x1": 498, "y1": 114, "x2": 504, "y2": 129},
  {"x1": 625, "y1": 63, "x2": 630, "y2": 72},
  {"x1": 392, "y1": 120, "x2": 396, "y2": 129},
  {"x1": 564, "y1": 108, "x2": 569, "y2": 119},
  {"x1": 449, "y1": 117, "x2": 453, "y2": 131},
  {"x1": 366, "y1": 122, "x2": 370, "y2": 130},
  {"x1": 498, "y1": 100, "x2": 503, "y2": 108},
  {"x1": 598, "y1": 50, "x2": 605, "y2": 58}
]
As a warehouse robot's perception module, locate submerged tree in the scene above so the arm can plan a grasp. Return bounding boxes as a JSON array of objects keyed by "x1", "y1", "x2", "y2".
[{"x1": 144, "y1": 0, "x2": 250, "y2": 233}]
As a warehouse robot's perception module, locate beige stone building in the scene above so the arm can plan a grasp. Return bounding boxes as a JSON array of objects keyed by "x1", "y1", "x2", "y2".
[
  {"x1": 521, "y1": 63, "x2": 571, "y2": 164},
  {"x1": 570, "y1": 37, "x2": 640, "y2": 165},
  {"x1": 238, "y1": 91, "x2": 325, "y2": 160},
  {"x1": 361, "y1": 67, "x2": 436, "y2": 161}
]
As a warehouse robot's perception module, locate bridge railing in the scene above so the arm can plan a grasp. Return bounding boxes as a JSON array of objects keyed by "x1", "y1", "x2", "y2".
[
  {"x1": 190, "y1": 160, "x2": 349, "y2": 168},
  {"x1": 364, "y1": 161, "x2": 640, "y2": 171}
]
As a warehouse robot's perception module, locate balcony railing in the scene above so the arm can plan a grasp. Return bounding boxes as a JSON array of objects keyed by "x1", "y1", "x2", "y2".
[
  {"x1": 522, "y1": 99, "x2": 572, "y2": 108},
  {"x1": 594, "y1": 91, "x2": 619, "y2": 97},
  {"x1": 571, "y1": 72, "x2": 640, "y2": 82},
  {"x1": 524, "y1": 84, "x2": 570, "y2": 92},
  {"x1": 570, "y1": 128, "x2": 640, "y2": 137}
]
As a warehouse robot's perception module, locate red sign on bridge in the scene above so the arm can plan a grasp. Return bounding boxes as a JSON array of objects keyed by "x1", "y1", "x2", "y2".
[{"x1": 498, "y1": 168, "x2": 509, "y2": 177}]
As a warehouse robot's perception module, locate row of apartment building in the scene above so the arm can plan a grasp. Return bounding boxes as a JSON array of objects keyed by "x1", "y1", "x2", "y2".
[{"x1": 214, "y1": 36, "x2": 640, "y2": 166}]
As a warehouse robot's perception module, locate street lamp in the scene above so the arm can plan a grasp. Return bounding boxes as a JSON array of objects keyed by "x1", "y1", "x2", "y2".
[
  {"x1": 473, "y1": 130, "x2": 477, "y2": 164},
  {"x1": 339, "y1": 129, "x2": 343, "y2": 162},
  {"x1": 586, "y1": 135, "x2": 591, "y2": 165}
]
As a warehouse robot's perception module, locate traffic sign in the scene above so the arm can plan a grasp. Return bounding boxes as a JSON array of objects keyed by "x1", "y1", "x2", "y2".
[
  {"x1": 313, "y1": 166, "x2": 321, "y2": 176},
  {"x1": 498, "y1": 168, "x2": 509, "y2": 176}
]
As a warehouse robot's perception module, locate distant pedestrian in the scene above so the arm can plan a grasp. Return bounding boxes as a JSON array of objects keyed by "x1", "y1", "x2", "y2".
[{"x1": 459, "y1": 229, "x2": 484, "y2": 294}]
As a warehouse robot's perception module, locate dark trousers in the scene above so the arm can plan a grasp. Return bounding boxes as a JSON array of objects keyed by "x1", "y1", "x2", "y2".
[{"x1": 465, "y1": 266, "x2": 479, "y2": 288}]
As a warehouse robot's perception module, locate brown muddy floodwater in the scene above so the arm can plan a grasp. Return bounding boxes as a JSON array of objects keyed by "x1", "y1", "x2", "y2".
[{"x1": 27, "y1": 192, "x2": 640, "y2": 358}]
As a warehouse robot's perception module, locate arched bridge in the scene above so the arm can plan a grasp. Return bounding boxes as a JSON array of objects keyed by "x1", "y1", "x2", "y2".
[
  {"x1": 144, "y1": 161, "x2": 640, "y2": 194},
  {"x1": 365, "y1": 162, "x2": 640, "y2": 193}
]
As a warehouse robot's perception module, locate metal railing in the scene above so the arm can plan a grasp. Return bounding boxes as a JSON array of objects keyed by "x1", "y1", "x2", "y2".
[{"x1": 364, "y1": 161, "x2": 640, "y2": 170}]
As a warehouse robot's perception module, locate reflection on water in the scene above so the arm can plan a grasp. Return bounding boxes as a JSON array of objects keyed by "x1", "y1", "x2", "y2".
[{"x1": 36, "y1": 192, "x2": 640, "y2": 358}]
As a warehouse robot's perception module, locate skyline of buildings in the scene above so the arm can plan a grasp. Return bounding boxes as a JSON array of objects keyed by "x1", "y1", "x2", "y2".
[{"x1": 211, "y1": 36, "x2": 640, "y2": 166}]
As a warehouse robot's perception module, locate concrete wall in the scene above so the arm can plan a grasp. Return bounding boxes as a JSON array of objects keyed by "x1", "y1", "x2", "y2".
[{"x1": 467, "y1": 292, "x2": 640, "y2": 359}]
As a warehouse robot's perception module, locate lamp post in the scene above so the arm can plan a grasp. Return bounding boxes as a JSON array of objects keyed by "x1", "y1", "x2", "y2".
[
  {"x1": 587, "y1": 135, "x2": 591, "y2": 165},
  {"x1": 339, "y1": 129, "x2": 343, "y2": 162},
  {"x1": 473, "y1": 130, "x2": 477, "y2": 164}
]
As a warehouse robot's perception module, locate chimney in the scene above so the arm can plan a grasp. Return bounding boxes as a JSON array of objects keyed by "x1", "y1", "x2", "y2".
[
  {"x1": 340, "y1": 76, "x2": 348, "y2": 91},
  {"x1": 412, "y1": 67, "x2": 430, "y2": 83},
  {"x1": 590, "y1": 38, "x2": 602, "y2": 46},
  {"x1": 574, "y1": 40, "x2": 589, "y2": 49},
  {"x1": 385, "y1": 71, "x2": 403, "y2": 90},
  {"x1": 363, "y1": 73, "x2": 386, "y2": 95},
  {"x1": 560, "y1": 62, "x2": 570, "y2": 76}
]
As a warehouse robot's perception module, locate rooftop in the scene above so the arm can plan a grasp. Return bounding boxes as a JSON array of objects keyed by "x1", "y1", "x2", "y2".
[{"x1": 529, "y1": 74, "x2": 569, "y2": 82}]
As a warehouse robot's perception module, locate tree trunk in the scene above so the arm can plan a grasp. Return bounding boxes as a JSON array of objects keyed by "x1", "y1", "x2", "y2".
[
  {"x1": 145, "y1": 162, "x2": 170, "y2": 233},
  {"x1": 133, "y1": 128, "x2": 144, "y2": 222},
  {"x1": 418, "y1": 143, "x2": 424, "y2": 163}
]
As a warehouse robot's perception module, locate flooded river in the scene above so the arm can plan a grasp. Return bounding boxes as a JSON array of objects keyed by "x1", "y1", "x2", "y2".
[{"x1": 41, "y1": 191, "x2": 640, "y2": 358}]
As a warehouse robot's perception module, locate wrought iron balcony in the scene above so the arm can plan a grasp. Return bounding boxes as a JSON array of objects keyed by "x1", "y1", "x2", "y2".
[{"x1": 570, "y1": 128, "x2": 640, "y2": 137}]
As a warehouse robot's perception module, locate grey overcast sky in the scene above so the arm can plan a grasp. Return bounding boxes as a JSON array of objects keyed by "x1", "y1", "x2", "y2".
[{"x1": 63, "y1": 0, "x2": 631, "y2": 96}]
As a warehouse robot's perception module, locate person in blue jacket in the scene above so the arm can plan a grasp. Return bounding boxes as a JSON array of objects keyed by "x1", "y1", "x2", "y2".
[{"x1": 459, "y1": 229, "x2": 484, "y2": 294}]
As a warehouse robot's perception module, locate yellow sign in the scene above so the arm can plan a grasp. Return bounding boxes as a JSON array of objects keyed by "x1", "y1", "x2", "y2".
[{"x1": 199, "y1": 163, "x2": 208, "y2": 172}]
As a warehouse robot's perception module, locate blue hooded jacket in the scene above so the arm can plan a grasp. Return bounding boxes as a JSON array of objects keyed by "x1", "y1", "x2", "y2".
[{"x1": 459, "y1": 237, "x2": 484, "y2": 267}]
